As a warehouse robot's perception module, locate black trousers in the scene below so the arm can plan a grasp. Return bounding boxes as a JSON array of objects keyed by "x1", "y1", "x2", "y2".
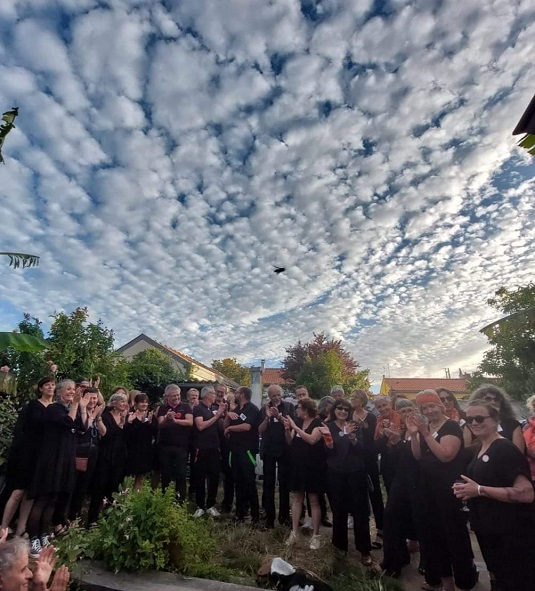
[
  {"x1": 415, "y1": 483, "x2": 477, "y2": 589},
  {"x1": 69, "y1": 447, "x2": 99, "y2": 522},
  {"x1": 231, "y1": 449, "x2": 259, "y2": 522},
  {"x1": 220, "y1": 439, "x2": 234, "y2": 512},
  {"x1": 262, "y1": 454, "x2": 291, "y2": 526},
  {"x1": 365, "y1": 456, "x2": 384, "y2": 530},
  {"x1": 28, "y1": 492, "x2": 70, "y2": 538},
  {"x1": 159, "y1": 445, "x2": 188, "y2": 502},
  {"x1": 328, "y1": 468, "x2": 371, "y2": 554},
  {"x1": 194, "y1": 448, "x2": 220, "y2": 510}
]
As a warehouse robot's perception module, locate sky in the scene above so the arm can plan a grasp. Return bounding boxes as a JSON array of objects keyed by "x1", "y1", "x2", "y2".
[{"x1": 1, "y1": 0, "x2": 534, "y2": 386}]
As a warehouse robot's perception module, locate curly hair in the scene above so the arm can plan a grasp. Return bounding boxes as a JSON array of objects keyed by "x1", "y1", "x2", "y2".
[{"x1": 469, "y1": 384, "x2": 516, "y2": 422}]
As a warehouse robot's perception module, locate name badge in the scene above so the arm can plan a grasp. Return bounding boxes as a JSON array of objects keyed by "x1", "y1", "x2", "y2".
[
  {"x1": 240, "y1": 413, "x2": 247, "y2": 421},
  {"x1": 339, "y1": 431, "x2": 346, "y2": 437},
  {"x1": 432, "y1": 431, "x2": 439, "y2": 439},
  {"x1": 459, "y1": 419, "x2": 466, "y2": 427},
  {"x1": 296, "y1": 433, "x2": 301, "y2": 438},
  {"x1": 497, "y1": 423, "x2": 503, "y2": 432},
  {"x1": 273, "y1": 417, "x2": 279, "y2": 422},
  {"x1": 212, "y1": 410, "x2": 218, "y2": 415}
]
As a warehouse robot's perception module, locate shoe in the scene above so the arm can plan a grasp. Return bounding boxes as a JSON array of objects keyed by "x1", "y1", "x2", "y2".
[
  {"x1": 285, "y1": 530, "x2": 299, "y2": 546},
  {"x1": 206, "y1": 506, "x2": 220, "y2": 517},
  {"x1": 361, "y1": 554, "x2": 374, "y2": 567},
  {"x1": 309, "y1": 534, "x2": 322, "y2": 550},
  {"x1": 40, "y1": 534, "x2": 51, "y2": 548},
  {"x1": 301, "y1": 516, "x2": 313, "y2": 530},
  {"x1": 347, "y1": 516, "x2": 354, "y2": 529},
  {"x1": 321, "y1": 517, "x2": 332, "y2": 527},
  {"x1": 193, "y1": 508, "x2": 205, "y2": 518},
  {"x1": 29, "y1": 537, "x2": 42, "y2": 559}
]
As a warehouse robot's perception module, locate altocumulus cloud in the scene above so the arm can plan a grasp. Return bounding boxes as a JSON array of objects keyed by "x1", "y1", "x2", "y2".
[{"x1": 1, "y1": 0, "x2": 534, "y2": 382}]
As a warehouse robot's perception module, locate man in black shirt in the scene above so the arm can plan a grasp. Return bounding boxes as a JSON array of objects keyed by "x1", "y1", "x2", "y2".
[
  {"x1": 157, "y1": 384, "x2": 193, "y2": 502},
  {"x1": 224, "y1": 386, "x2": 260, "y2": 524},
  {"x1": 258, "y1": 384, "x2": 295, "y2": 527},
  {"x1": 214, "y1": 384, "x2": 234, "y2": 512},
  {"x1": 192, "y1": 386, "x2": 227, "y2": 518}
]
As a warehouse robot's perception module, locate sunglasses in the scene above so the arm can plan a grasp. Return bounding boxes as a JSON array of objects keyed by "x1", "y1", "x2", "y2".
[
  {"x1": 483, "y1": 395, "x2": 498, "y2": 402},
  {"x1": 335, "y1": 407, "x2": 349, "y2": 413},
  {"x1": 440, "y1": 396, "x2": 453, "y2": 403},
  {"x1": 465, "y1": 415, "x2": 491, "y2": 425}
]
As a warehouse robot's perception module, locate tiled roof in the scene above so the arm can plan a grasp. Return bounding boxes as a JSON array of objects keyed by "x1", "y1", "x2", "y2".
[
  {"x1": 262, "y1": 368, "x2": 293, "y2": 385},
  {"x1": 384, "y1": 377, "x2": 468, "y2": 393}
]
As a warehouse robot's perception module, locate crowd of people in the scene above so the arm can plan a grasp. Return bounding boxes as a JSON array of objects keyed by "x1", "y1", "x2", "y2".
[{"x1": 1, "y1": 377, "x2": 535, "y2": 591}]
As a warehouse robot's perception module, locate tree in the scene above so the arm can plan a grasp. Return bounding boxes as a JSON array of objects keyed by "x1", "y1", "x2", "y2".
[
  {"x1": 211, "y1": 358, "x2": 250, "y2": 386},
  {"x1": 283, "y1": 333, "x2": 370, "y2": 399},
  {"x1": 473, "y1": 283, "x2": 535, "y2": 399},
  {"x1": 127, "y1": 348, "x2": 187, "y2": 403}
]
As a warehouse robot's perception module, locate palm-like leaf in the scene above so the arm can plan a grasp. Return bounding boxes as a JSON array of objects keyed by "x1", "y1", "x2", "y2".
[
  {"x1": 0, "y1": 332, "x2": 49, "y2": 352},
  {"x1": 0, "y1": 252, "x2": 40, "y2": 268}
]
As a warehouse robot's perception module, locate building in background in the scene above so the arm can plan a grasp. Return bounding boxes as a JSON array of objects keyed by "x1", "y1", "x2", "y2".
[{"x1": 379, "y1": 376, "x2": 470, "y2": 400}]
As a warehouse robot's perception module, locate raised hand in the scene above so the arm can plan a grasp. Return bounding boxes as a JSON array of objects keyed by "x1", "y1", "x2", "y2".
[
  {"x1": 0, "y1": 527, "x2": 7, "y2": 545},
  {"x1": 405, "y1": 415, "x2": 419, "y2": 436},
  {"x1": 79, "y1": 392, "x2": 91, "y2": 410},
  {"x1": 33, "y1": 545, "x2": 58, "y2": 588},
  {"x1": 48, "y1": 565, "x2": 71, "y2": 591}
]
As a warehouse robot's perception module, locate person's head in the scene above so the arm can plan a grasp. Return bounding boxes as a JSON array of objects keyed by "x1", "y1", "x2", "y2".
[
  {"x1": 200, "y1": 386, "x2": 215, "y2": 406},
  {"x1": 112, "y1": 386, "x2": 128, "y2": 397},
  {"x1": 294, "y1": 385, "x2": 309, "y2": 401},
  {"x1": 330, "y1": 398, "x2": 352, "y2": 422},
  {"x1": 215, "y1": 384, "x2": 227, "y2": 403},
  {"x1": 351, "y1": 389, "x2": 368, "y2": 410},
  {"x1": 226, "y1": 392, "x2": 236, "y2": 409},
  {"x1": 83, "y1": 387, "x2": 99, "y2": 411},
  {"x1": 56, "y1": 379, "x2": 76, "y2": 405},
  {"x1": 267, "y1": 385, "x2": 283, "y2": 407},
  {"x1": 235, "y1": 386, "x2": 252, "y2": 406},
  {"x1": 436, "y1": 388, "x2": 461, "y2": 413},
  {"x1": 76, "y1": 379, "x2": 90, "y2": 396},
  {"x1": 127, "y1": 389, "x2": 140, "y2": 406},
  {"x1": 0, "y1": 538, "x2": 33, "y2": 591},
  {"x1": 37, "y1": 376, "x2": 56, "y2": 399},
  {"x1": 395, "y1": 398, "x2": 416, "y2": 424},
  {"x1": 133, "y1": 392, "x2": 149, "y2": 411},
  {"x1": 464, "y1": 400, "x2": 500, "y2": 440},
  {"x1": 373, "y1": 396, "x2": 392, "y2": 418},
  {"x1": 470, "y1": 384, "x2": 516, "y2": 421},
  {"x1": 526, "y1": 394, "x2": 535, "y2": 417},
  {"x1": 297, "y1": 397, "x2": 317, "y2": 420},
  {"x1": 318, "y1": 395, "x2": 335, "y2": 419},
  {"x1": 164, "y1": 385, "x2": 181, "y2": 406},
  {"x1": 108, "y1": 391, "x2": 128, "y2": 412},
  {"x1": 187, "y1": 388, "x2": 199, "y2": 407},
  {"x1": 415, "y1": 390, "x2": 445, "y2": 422},
  {"x1": 330, "y1": 385, "x2": 345, "y2": 401}
]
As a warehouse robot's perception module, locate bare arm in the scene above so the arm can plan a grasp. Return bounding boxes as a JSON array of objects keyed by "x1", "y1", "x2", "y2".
[
  {"x1": 290, "y1": 420, "x2": 322, "y2": 445},
  {"x1": 258, "y1": 412, "x2": 270, "y2": 435},
  {"x1": 195, "y1": 407, "x2": 224, "y2": 432},
  {"x1": 454, "y1": 474, "x2": 534, "y2": 504},
  {"x1": 422, "y1": 433, "x2": 461, "y2": 462}
]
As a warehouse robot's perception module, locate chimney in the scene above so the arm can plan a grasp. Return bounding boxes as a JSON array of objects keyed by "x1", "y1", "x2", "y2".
[{"x1": 260, "y1": 359, "x2": 265, "y2": 373}]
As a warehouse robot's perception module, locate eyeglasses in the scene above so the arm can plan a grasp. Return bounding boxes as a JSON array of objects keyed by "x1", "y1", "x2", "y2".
[
  {"x1": 440, "y1": 396, "x2": 453, "y2": 403},
  {"x1": 483, "y1": 395, "x2": 498, "y2": 402},
  {"x1": 335, "y1": 407, "x2": 349, "y2": 413},
  {"x1": 465, "y1": 415, "x2": 491, "y2": 425}
]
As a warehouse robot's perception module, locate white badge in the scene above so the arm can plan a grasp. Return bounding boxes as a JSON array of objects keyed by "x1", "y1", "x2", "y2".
[
  {"x1": 239, "y1": 413, "x2": 247, "y2": 421},
  {"x1": 482, "y1": 454, "x2": 489, "y2": 463},
  {"x1": 339, "y1": 430, "x2": 346, "y2": 437},
  {"x1": 497, "y1": 423, "x2": 503, "y2": 433},
  {"x1": 212, "y1": 410, "x2": 218, "y2": 415},
  {"x1": 459, "y1": 419, "x2": 466, "y2": 427},
  {"x1": 432, "y1": 431, "x2": 439, "y2": 439},
  {"x1": 273, "y1": 417, "x2": 279, "y2": 422},
  {"x1": 296, "y1": 433, "x2": 301, "y2": 438}
]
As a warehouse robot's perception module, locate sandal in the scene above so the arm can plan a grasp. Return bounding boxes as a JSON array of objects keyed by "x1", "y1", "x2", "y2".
[
  {"x1": 371, "y1": 537, "x2": 383, "y2": 549},
  {"x1": 53, "y1": 524, "x2": 69, "y2": 537}
]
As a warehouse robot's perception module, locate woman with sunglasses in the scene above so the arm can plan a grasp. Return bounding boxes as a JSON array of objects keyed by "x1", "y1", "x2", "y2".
[
  {"x1": 436, "y1": 389, "x2": 465, "y2": 424},
  {"x1": 318, "y1": 399, "x2": 373, "y2": 566},
  {"x1": 453, "y1": 400, "x2": 535, "y2": 591},
  {"x1": 466, "y1": 385, "x2": 525, "y2": 453},
  {"x1": 407, "y1": 390, "x2": 477, "y2": 591}
]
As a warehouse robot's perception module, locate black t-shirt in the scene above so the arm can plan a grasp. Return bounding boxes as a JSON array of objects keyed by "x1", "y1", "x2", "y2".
[
  {"x1": 326, "y1": 421, "x2": 365, "y2": 473},
  {"x1": 260, "y1": 400, "x2": 295, "y2": 457},
  {"x1": 291, "y1": 417, "x2": 325, "y2": 466},
  {"x1": 193, "y1": 403, "x2": 220, "y2": 450},
  {"x1": 228, "y1": 401, "x2": 260, "y2": 453},
  {"x1": 418, "y1": 419, "x2": 465, "y2": 488},
  {"x1": 467, "y1": 438, "x2": 534, "y2": 535},
  {"x1": 157, "y1": 403, "x2": 192, "y2": 447}
]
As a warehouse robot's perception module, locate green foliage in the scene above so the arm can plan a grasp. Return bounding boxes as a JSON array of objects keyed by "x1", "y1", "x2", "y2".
[
  {"x1": 127, "y1": 349, "x2": 187, "y2": 403},
  {"x1": 475, "y1": 284, "x2": 535, "y2": 399},
  {"x1": 0, "y1": 331, "x2": 48, "y2": 352},
  {"x1": 211, "y1": 358, "x2": 249, "y2": 386},
  {"x1": 0, "y1": 395, "x2": 18, "y2": 469},
  {"x1": 284, "y1": 333, "x2": 370, "y2": 399},
  {"x1": 0, "y1": 252, "x2": 40, "y2": 268},
  {"x1": 92, "y1": 480, "x2": 215, "y2": 573}
]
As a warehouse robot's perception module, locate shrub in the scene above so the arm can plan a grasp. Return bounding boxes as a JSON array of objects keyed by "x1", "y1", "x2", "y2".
[{"x1": 0, "y1": 395, "x2": 18, "y2": 471}]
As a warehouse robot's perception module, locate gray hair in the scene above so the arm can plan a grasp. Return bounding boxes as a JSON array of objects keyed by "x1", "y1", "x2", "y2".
[
  {"x1": 267, "y1": 384, "x2": 283, "y2": 395},
  {"x1": 200, "y1": 386, "x2": 215, "y2": 399},
  {"x1": 56, "y1": 379, "x2": 75, "y2": 393},
  {"x1": 395, "y1": 398, "x2": 416, "y2": 411},
  {"x1": 373, "y1": 396, "x2": 391, "y2": 406},
  {"x1": 108, "y1": 392, "x2": 127, "y2": 407},
  {"x1": 330, "y1": 385, "x2": 345, "y2": 395},
  {"x1": 164, "y1": 384, "x2": 181, "y2": 397},
  {"x1": 526, "y1": 394, "x2": 535, "y2": 413},
  {"x1": 318, "y1": 395, "x2": 335, "y2": 415},
  {"x1": 0, "y1": 538, "x2": 29, "y2": 576}
]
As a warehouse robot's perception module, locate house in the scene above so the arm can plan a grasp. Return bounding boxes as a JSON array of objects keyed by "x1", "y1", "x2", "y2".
[
  {"x1": 116, "y1": 333, "x2": 238, "y2": 388},
  {"x1": 379, "y1": 376, "x2": 470, "y2": 401},
  {"x1": 260, "y1": 365, "x2": 295, "y2": 394}
]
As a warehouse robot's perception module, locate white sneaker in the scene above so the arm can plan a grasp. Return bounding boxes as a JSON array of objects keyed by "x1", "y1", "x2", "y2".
[
  {"x1": 193, "y1": 508, "x2": 205, "y2": 518},
  {"x1": 301, "y1": 516, "x2": 313, "y2": 530},
  {"x1": 309, "y1": 534, "x2": 322, "y2": 550},
  {"x1": 347, "y1": 516, "x2": 354, "y2": 529},
  {"x1": 285, "y1": 530, "x2": 299, "y2": 546},
  {"x1": 206, "y1": 506, "x2": 220, "y2": 517},
  {"x1": 40, "y1": 534, "x2": 51, "y2": 548},
  {"x1": 30, "y1": 537, "x2": 42, "y2": 558}
]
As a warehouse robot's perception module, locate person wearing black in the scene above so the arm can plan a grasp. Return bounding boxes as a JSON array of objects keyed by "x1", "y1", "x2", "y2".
[
  {"x1": 192, "y1": 386, "x2": 227, "y2": 518},
  {"x1": 454, "y1": 401, "x2": 535, "y2": 591},
  {"x1": 258, "y1": 385, "x2": 295, "y2": 528},
  {"x1": 124, "y1": 392, "x2": 156, "y2": 490},
  {"x1": 1, "y1": 377, "x2": 56, "y2": 538},
  {"x1": 27, "y1": 379, "x2": 82, "y2": 558},
  {"x1": 68, "y1": 388, "x2": 105, "y2": 523},
  {"x1": 224, "y1": 386, "x2": 260, "y2": 525},
  {"x1": 156, "y1": 384, "x2": 193, "y2": 502},
  {"x1": 319, "y1": 399, "x2": 373, "y2": 566},
  {"x1": 408, "y1": 390, "x2": 477, "y2": 591},
  {"x1": 215, "y1": 385, "x2": 234, "y2": 513},
  {"x1": 87, "y1": 391, "x2": 128, "y2": 526}
]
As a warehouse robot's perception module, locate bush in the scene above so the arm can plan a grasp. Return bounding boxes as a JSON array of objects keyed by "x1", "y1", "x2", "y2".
[{"x1": 0, "y1": 395, "x2": 18, "y2": 471}]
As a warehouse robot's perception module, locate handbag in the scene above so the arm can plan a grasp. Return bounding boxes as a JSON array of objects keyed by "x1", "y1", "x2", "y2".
[{"x1": 75, "y1": 456, "x2": 89, "y2": 472}]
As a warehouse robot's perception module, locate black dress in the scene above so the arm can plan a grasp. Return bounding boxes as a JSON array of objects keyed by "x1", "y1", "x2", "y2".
[
  {"x1": 124, "y1": 415, "x2": 156, "y2": 476},
  {"x1": 29, "y1": 402, "x2": 80, "y2": 498},
  {"x1": 289, "y1": 417, "x2": 325, "y2": 493},
  {"x1": 5, "y1": 399, "x2": 49, "y2": 490},
  {"x1": 466, "y1": 438, "x2": 535, "y2": 591}
]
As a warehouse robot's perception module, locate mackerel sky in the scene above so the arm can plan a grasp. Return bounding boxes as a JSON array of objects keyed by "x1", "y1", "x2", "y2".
[{"x1": 1, "y1": 0, "x2": 534, "y2": 385}]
